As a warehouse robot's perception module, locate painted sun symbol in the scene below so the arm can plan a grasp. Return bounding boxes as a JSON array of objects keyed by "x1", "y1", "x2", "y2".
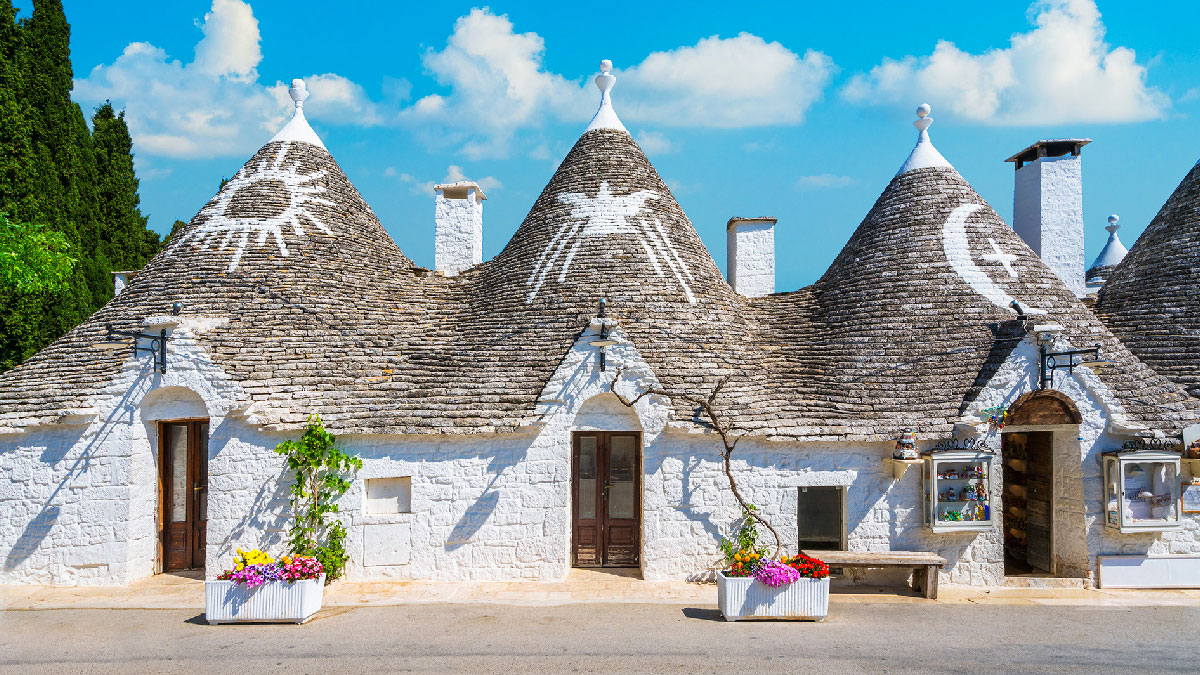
[{"x1": 177, "y1": 141, "x2": 335, "y2": 271}]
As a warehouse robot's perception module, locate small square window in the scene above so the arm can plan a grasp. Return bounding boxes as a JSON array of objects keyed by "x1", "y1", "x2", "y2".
[
  {"x1": 797, "y1": 486, "x2": 846, "y2": 550},
  {"x1": 366, "y1": 477, "x2": 411, "y2": 514}
]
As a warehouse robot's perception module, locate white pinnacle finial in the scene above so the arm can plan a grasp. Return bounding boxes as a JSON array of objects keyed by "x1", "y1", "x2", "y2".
[
  {"x1": 289, "y1": 78, "x2": 309, "y2": 110},
  {"x1": 896, "y1": 102, "x2": 951, "y2": 175},
  {"x1": 1106, "y1": 214, "x2": 1120, "y2": 234},
  {"x1": 269, "y1": 77, "x2": 326, "y2": 149},
  {"x1": 585, "y1": 59, "x2": 626, "y2": 133}
]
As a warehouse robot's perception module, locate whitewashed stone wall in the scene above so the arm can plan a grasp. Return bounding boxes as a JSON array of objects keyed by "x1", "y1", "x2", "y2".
[
  {"x1": 4, "y1": 317, "x2": 1199, "y2": 587},
  {"x1": 0, "y1": 316, "x2": 244, "y2": 585},
  {"x1": 1014, "y1": 155, "x2": 1085, "y2": 296}
]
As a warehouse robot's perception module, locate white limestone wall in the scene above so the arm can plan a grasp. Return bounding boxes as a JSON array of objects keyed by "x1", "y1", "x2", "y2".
[
  {"x1": 639, "y1": 434, "x2": 1005, "y2": 585},
  {"x1": 967, "y1": 334, "x2": 1200, "y2": 583},
  {"x1": 1013, "y1": 155, "x2": 1085, "y2": 296},
  {"x1": 434, "y1": 189, "x2": 483, "y2": 275},
  {"x1": 726, "y1": 220, "x2": 775, "y2": 298},
  {"x1": 4, "y1": 315, "x2": 1198, "y2": 588},
  {"x1": 0, "y1": 317, "x2": 243, "y2": 585}
]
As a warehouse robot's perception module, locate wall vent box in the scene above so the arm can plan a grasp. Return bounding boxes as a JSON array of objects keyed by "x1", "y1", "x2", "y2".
[{"x1": 365, "y1": 477, "x2": 411, "y2": 514}]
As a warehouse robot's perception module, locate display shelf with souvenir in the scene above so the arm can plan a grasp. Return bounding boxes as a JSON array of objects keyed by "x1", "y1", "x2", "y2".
[
  {"x1": 923, "y1": 450, "x2": 995, "y2": 532},
  {"x1": 1102, "y1": 450, "x2": 1181, "y2": 533}
]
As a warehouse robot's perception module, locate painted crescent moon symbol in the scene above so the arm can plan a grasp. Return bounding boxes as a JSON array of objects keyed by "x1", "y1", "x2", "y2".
[{"x1": 941, "y1": 203, "x2": 1045, "y2": 315}]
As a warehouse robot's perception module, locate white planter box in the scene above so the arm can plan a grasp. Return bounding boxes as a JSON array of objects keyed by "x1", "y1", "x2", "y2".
[
  {"x1": 205, "y1": 574, "x2": 326, "y2": 624},
  {"x1": 717, "y1": 573, "x2": 829, "y2": 621}
]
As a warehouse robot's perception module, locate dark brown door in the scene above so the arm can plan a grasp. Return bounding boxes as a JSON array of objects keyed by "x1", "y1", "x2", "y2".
[
  {"x1": 1024, "y1": 432, "x2": 1053, "y2": 574},
  {"x1": 572, "y1": 432, "x2": 640, "y2": 567},
  {"x1": 161, "y1": 420, "x2": 208, "y2": 571}
]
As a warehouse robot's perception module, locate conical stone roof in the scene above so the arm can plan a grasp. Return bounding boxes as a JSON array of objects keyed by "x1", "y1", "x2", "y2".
[
  {"x1": 738, "y1": 110, "x2": 1195, "y2": 438},
  {"x1": 1096, "y1": 161, "x2": 1200, "y2": 397},
  {"x1": 0, "y1": 86, "x2": 416, "y2": 428}
]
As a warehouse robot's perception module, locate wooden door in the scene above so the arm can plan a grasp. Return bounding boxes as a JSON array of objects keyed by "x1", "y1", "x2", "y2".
[
  {"x1": 1024, "y1": 431, "x2": 1053, "y2": 574},
  {"x1": 572, "y1": 432, "x2": 640, "y2": 567},
  {"x1": 161, "y1": 420, "x2": 208, "y2": 571}
]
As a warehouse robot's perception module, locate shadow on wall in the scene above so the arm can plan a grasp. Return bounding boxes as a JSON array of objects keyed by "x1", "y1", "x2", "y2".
[
  {"x1": 443, "y1": 447, "x2": 524, "y2": 552},
  {"x1": 225, "y1": 423, "x2": 292, "y2": 552},
  {"x1": 3, "y1": 370, "x2": 156, "y2": 571}
]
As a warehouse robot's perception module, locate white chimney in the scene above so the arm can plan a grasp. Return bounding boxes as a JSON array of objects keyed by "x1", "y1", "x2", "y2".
[
  {"x1": 111, "y1": 270, "x2": 137, "y2": 296},
  {"x1": 1006, "y1": 139, "x2": 1090, "y2": 297},
  {"x1": 726, "y1": 217, "x2": 776, "y2": 298},
  {"x1": 434, "y1": 181, "x2": 485, "y2": 275}
]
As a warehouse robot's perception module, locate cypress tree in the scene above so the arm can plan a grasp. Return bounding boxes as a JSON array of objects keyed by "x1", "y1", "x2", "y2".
[{"x1": 92, "y1": 102, "x2": 161, "y2": 269}]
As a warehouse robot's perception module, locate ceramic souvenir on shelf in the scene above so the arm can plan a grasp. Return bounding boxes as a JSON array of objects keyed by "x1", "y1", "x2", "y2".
[{"x1": 894, "y1": 429, "x2": 918, "y2": 460}]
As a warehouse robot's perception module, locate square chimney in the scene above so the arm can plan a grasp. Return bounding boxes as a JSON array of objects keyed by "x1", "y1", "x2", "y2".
[
  {"x1": 434, "y1": 181, "x2": 485, "y2": 275},
  {"x1": 1006, "y1": 139, "x2": 1090, "y2": 297},
  {"x1": 726, "y1": 217, "x2": 776, "y2": 298}
]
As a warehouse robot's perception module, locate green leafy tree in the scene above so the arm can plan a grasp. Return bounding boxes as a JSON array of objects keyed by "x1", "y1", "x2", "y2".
[
  {"x1": 0, "y1": 212, "x2": 74, "y2": 293},
  {"x1": 0, "y1": 1, "x2": 162, "y2": 372},
  {"x1": 274, "y1": 416, "x2": 363, "y2": 582}
]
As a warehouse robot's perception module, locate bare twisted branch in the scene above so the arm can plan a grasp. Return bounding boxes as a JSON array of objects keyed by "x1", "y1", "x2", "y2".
[{"x1": 606, "y1": 370, "x2": 783, "y2": 558}]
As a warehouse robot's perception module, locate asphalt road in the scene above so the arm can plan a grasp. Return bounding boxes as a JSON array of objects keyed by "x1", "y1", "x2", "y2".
[{"x1": 1, "y1": 602, "x2": 1195, "y2": 674}]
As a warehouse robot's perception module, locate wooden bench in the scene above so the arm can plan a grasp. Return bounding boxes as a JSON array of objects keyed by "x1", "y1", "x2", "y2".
[{"x1": 805, "y1": 550, "x2": 947, "y2": 599}]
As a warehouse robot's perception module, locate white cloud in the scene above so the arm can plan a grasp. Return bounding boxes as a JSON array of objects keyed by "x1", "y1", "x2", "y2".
[
  {"x1": 73, "y1": 0, "x2": 387, "y2": 159},
  {"x1": 402, "y1": 8, "x2": 588, "y2": 159},
  {"x1": 634, "y1": 131, "x2": 674, "y2": 155},
  {"x1": 620, "y1": 34, "x2": 835, "y2": 128},
  {"x1": 796, "y1": 174, "x2": 855, "y2": 189},
  {"x1": 388, "y1": 164, "x2": 502, "y2": 196},
  {"x1": 191, "y1": 0, "x2": 260, "y2": 80},
  {"x1": 402, "y1": 10, "x2": 834, "y2": 158},
  {"x1": 840, "y1": 0, "x2": 1168, "y2": 125}
]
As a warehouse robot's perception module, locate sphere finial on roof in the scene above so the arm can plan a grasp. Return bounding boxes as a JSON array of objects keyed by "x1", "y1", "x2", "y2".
[
  {"x1": 289, "y1": 78, "x2": 309, "y2": 110},
  {"x1": 914, "y1": 103, "x2": 933, "y2": 131},
  {"x1": 896, "y1": 102, "x2": 951, "y2": 175},
  {"x1": 585, "y1": 59, "x2": 626, "y2": 133},
  {"x1": 1107, "y1": 213, "x2": 1120, "y2": 233}
]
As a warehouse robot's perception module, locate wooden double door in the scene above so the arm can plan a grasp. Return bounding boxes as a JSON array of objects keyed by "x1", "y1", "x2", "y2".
[
  {"x1": 160, "y1": 420, "x2": 208, "y2": 571},
  {"x1": 572, "y1": 432, "x2": 640, "y2": 567}
]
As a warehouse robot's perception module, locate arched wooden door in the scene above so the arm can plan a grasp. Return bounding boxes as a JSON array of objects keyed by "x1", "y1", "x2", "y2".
[
  {"x1": 572, "y1": 432, "x2": 641, "y2": 567},
  {"x1": 160, "y1": 420, "x2": 209, "y2": 571}
]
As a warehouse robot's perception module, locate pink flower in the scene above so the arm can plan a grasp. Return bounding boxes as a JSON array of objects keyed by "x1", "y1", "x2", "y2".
[{"x1": 752, "y1": 560, "x2": 801, "y2": 587}]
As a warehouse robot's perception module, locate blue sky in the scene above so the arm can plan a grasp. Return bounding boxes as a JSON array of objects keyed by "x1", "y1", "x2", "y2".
[{"x1": 27, "y1": 0, "x2": 1200, "y2": 290}]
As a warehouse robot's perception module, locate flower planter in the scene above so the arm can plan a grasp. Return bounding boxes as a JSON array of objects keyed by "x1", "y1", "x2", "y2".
[
  {"x1": 717, "y1": 573, "x2": 829, "y2": 621},
  {"x1": 205, "y1": 574, "x2": 326, "y2": 624}
]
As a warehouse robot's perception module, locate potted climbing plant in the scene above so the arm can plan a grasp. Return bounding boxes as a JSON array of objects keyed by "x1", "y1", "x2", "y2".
[
  {"x1": 204, "y1": 415, "x2": 361, "y2": 624},
  {"x1": 274, "y1": 414, "x2": 363, "y2": 582}
]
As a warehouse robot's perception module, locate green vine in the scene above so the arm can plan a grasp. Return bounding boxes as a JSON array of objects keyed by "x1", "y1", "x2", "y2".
[{"x1": 274, "y1": 415, "x2": 363, "y2": 582}]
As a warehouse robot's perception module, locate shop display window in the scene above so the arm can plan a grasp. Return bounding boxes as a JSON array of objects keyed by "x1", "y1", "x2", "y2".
[
  {"x1": 1103, "y1": 451, "x2": 1181, "y2": 533},
  {"x1": 923, "y1": 450, "x2": 995, "y2": 533}
]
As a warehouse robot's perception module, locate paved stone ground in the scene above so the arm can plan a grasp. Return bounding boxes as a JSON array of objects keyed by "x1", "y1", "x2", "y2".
[
  {"x1": 6, "y1": 568, "x2": 1200, "y2": 610},
  {"x1": 1, "y1": 602, "x2": 1196, "y2": 674}
]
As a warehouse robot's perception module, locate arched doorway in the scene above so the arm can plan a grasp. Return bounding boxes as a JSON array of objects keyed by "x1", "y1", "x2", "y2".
[
  {"x1": 142, "y1": 388, "x2": 210, "y2": 573},
  {"x1": 571, "y1": 394, "x2": 642, "y2": 569},
  {"x1": 1001, "y1": 391, "x2": 1081, "y2": 577}
]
